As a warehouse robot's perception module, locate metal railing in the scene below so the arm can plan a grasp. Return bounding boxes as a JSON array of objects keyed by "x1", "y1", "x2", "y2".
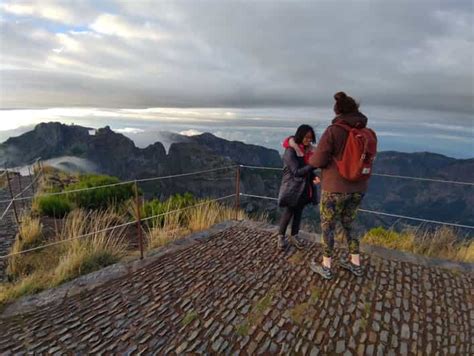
[
  {"x1": 238, "y1": 165, "x2": 474, "y2": 229},
  {"x1": 1, "y1": 163, "x2": 472, "y2": 263}
]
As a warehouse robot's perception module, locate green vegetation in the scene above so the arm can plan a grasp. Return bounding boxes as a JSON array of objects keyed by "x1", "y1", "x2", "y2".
[
  {"x1": 141, "y1": 193, "x2": 196, "y2": 226},
  {"x1": 66, "y1": 174, "x2": 134, "y2": 210},
  {"x1": 182, "y1": 310, "x2": 199, "y2": 326},
  {"x1": 288, "y1": 250, "x2": 305, "y2": 265},
  {"x1": 290, "y1": 302, "x2": 309, "y2": 325},
  {"x1": 33, "y1": 195, "x2": 73, "y2": 218},
  {"x1": 34, "y1": 173, "x2": 134, "y2": 217},
  {"x1": 235, "y1": 289, "x2": 276, "y2": 336},
  {"x1": 1, "y1": 165, "x2": 257, "y2": 305},
  {"x1": 364, "y1": 226, "x2": 473, "y2": 262},
  {"x1": 289, "y1": 286, "x2": 320, "y2": 325}
]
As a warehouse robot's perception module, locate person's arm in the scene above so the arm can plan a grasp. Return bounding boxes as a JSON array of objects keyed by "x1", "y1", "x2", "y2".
[
  {"x1": 288, "y1": 137, "x2": 304, "y2": 157},
  {"x1": 308, "y1": 127, "x2": 333, "y2": 168},
  {"x1": 284, "y1": 149, "x2": 313, "y2": 177}
]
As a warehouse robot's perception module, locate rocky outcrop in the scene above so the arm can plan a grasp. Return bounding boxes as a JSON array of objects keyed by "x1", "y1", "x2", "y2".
[
  {"x1": 0, "y1": 122, "x2": 92, "y2": 167},
  {"x1": 190, "y1": 132, "x2": 282, "y2": 167},
  {"x1": 1, "y1": 122, "x2": 473, "y2": 229}
]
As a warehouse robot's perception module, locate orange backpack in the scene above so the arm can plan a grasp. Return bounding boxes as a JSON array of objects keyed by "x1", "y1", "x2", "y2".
[{"x1": 333, "y1": 123, "x2": 377, "y2": 181}]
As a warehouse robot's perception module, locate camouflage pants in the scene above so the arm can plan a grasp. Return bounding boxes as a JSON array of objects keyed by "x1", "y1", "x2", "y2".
[{"x1": 320, "y1": 191, "x2": 364, "y2": 258}]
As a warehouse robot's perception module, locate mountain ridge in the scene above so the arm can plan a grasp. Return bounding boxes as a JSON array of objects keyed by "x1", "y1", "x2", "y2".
[{"x1": 1, "y1": 122, "x2": 472, "y2": 229}]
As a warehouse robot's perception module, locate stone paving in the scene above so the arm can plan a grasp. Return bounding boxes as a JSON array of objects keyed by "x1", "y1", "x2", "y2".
[{"x1": 0, "y1": 225, "x2": 473, "y2": 355}]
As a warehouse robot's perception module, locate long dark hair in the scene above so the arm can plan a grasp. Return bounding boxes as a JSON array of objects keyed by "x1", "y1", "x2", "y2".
[
  {"x1": 333, "y1": 91, "x2": 359, "y2": 115},
  {"x1": 294, "y1": 124, "x2": 316, "y2": 145}
]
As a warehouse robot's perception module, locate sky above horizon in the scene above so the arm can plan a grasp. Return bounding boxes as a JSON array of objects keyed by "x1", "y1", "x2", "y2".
[{"x1": 0, "y1": 1, "x2": 472, "y2": 157}]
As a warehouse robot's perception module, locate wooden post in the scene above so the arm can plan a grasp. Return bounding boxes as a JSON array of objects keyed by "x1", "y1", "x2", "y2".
[
  {"x1": 134, "y1": 181, "x2": 144, "y2": 260},
  {"x1": 28, "y1": 167, "x2": 36, "y2": 194},
  {"x1": 235, "y1": 165, "x2": 241, "y2": 220},
  {"x1": 5, "y1": 168, "x2": 20, "y2": 226},
  {"x1": 17, "y1": 171, "x2": 23, "y2": 209}
]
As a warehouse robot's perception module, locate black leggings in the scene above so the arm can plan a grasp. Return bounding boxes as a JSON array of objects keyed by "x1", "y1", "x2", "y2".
[{"x1": 278, "y1": 205, "x2": 305, "y2": 236}]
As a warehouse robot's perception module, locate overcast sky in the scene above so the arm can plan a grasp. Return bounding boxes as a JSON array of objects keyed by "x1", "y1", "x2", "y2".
[{"x1": 0, "y1": 0, "x2": 472, "y2": 157}]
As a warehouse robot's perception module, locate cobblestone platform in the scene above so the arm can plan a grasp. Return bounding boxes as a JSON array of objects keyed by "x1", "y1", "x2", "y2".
[{"x1": 0, "y1": 225, "x2": 472, "y2": 355}]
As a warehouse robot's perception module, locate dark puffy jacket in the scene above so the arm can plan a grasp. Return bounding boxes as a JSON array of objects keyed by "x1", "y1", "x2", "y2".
[{"x1": 278, "y1": 148, "x2": 317, "y2": 208}]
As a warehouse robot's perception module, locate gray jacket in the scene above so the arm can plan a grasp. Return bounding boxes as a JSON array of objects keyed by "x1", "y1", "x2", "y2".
[{"x1": 278, "y1": 148, "x2": 316, "y2": 208}]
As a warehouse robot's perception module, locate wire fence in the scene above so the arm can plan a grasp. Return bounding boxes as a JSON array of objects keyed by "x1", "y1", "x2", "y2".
[
  {"x1": 0, "y1": 194, "x2": 236, "y2": 260},
  {"x1": 0, "y1": 166, "x2": 237, "y2": 204},
  {"x1": 1, "y1": 162, "x2": 472, "y2": 262},
  {"x1": 239, "y1": 193, "x2": 474, "y2": 230},
  {"x1": 239, "y1": 165, "x2": 474, "y2": 186},
  {"x1": 0, "y1": 159, "x2": 44, "y2": 223}
]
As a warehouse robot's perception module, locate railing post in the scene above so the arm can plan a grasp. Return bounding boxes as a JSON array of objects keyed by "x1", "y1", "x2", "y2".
[
  {"x1": 235, "y1": 165, "x2": 241, "y2": 220},
  {"x1": 134, "y1": 180, "x2": 144, "y2": 260},
  {"x1": 5, "y1": 168, "x2": 20, "y2": 227},
  {"x1": 28, "y1": 167, "x2": 36, "y2": 195},
  {"x1": 17, "y1": 171, "x2": 23, "y2": 209}
]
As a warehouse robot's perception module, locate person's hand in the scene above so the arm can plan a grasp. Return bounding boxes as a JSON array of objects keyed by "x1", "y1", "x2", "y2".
[
  {"x1": 289, "y1": 137, "x2": 304, "y2": 157},
  {"x1": 313, "y1": 176, "x2": 321, "y2": 185}
]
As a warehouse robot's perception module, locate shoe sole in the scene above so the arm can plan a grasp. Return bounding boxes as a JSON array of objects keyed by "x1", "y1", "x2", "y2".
[
  {"x1": 339, "y1": 262, "x2": 363, "y2": 277},
  {"x1": 288, "y1": 236, "x2": 305, "y2": 250},
  {"x1": 309, "y1": 265, "x2": 333, "y2": 280}
]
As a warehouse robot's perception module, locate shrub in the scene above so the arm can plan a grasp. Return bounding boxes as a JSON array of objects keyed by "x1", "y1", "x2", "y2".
[
  {"x1": 66, "y1": 174, "x2": 134, "y2": 210},
  {"x1": 142, "y1": 193, "x2": 196, "y2": 226},
  {"x1": 33, "y1": 195, "x2": 72, "y2": 218}
]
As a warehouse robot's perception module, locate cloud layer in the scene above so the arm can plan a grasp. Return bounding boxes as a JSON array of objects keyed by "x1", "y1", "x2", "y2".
[{"x1": 0, "y1": 0, "x2": 472, "y2": 115}]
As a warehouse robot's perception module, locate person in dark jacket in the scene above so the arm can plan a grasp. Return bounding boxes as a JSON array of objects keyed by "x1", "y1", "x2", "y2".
[
  {"x1": 308, "y1": 92, "x2": 372, "y2": 280},
  {"x1": 277, "y1": 124, "x2": 318, "y2": 251}
]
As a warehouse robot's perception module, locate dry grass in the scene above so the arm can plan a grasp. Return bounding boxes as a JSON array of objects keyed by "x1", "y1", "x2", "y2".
[
  {"x1": 36, "y1": 165, "x2": 79, "y2": 194},
  {"x1": 146, "y1": 201, "x2": 249, "y2": 249},
  {"x1": 187, "y1": 201, "x2": 247, "y2": 232},
  {"x1": 1, "y1": 208, "x2": 128, "y2": 305},
  {"x1": 0, "y1": 272, "x2": 52, "y2": 305},
  {"x1": 1, "y1": 196, "x2": 263, "y2": 305},
  {"x1": 288, "y1": 251, "x2": 305, "y2": 265},
  {"x1": 146, "y1": 210, "x2": 190, "y2": 249},
  {"x1": 7, "y1": 211, "x2": 44, "y2": 278},
  {"x1": 17, "y1": 211, "x2": 43, "y2": 248},
  {"x1": 364, "y1": 226, "x2": 473, "y2": 262},
  {"x1": 52, "y1": 208, "x2": 128, "y2": 284}
]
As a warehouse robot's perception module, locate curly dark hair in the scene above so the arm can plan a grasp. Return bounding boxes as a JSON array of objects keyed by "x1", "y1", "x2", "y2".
[
  {"x1": 294, "y1": 124, "x2": 316, "y2": 145},
  {"x1": 333, "y1": 91, "x2": 359, "y2": 115}
]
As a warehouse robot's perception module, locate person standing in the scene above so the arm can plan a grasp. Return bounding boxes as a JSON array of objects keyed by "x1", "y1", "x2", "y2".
[
  {"x1": 309, "y1": 92, "x2": 377, "y2": 279},
  {"x1": 277, "y1": 124, "x2": 318, "y2": 251}
]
